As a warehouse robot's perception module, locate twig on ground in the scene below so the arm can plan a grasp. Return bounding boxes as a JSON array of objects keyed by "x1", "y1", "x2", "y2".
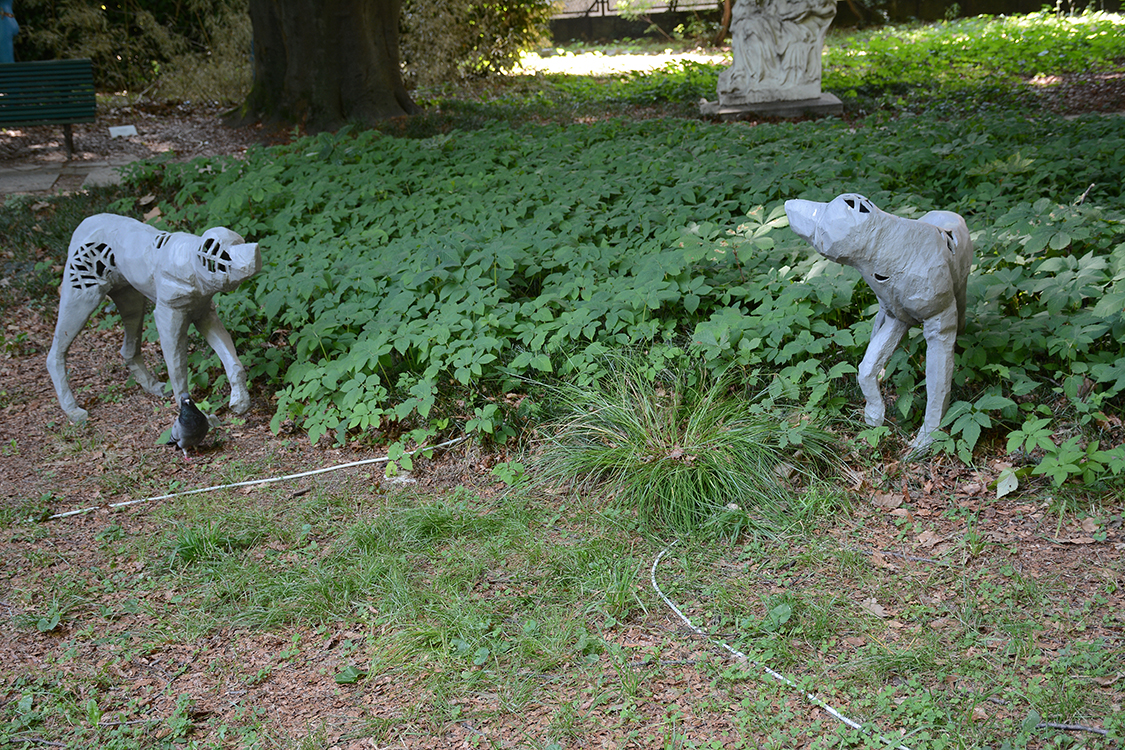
[
  {"x1": 1038, "y1": 721, "x2": 1108, "y2": 737},
  {"x1": 9, "y1": 737, "x2": 66, "y2": 747}
]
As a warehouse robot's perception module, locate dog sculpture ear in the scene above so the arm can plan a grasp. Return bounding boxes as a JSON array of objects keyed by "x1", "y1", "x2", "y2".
[
  {"x1": 840, "y1": 194, "x2": 874, "y2": 215},
  {"x1": 198, "y1": 228, "x2": 246, "y2": 273},
  {"x1": 195, "y1": 228, "x2": 261, "y2": 292}
]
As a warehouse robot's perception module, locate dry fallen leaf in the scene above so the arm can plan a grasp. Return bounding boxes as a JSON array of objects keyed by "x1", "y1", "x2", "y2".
[
  {"x1": 918, "y1": 529, "x2": 945, "y2": 548},
  {"x1": 868, "y1": 552, "x2": 898, "y2": 571},
  {"x1": 1081, "y1": 517, "x2": 1100, "y2": 533},
  {"x1": 873, "y1": 492, "x2": 903, "y2": 509},
  {"x1": 996, "y1": 468, "x2": 1018, "y2": 499},
  {"x1": 858, "y1": 597, "x2": 887, "y2": 618},
  {"x1": 843, "y1": 467, "x2": 867, "y2": 490}
]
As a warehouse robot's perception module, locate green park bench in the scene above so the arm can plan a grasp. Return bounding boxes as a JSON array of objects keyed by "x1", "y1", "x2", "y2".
[{"x1": 0, "y1": 58, "x2": 96, "y2": 156}]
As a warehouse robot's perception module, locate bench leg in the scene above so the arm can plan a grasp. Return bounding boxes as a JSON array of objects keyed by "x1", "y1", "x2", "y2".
[{"x1": 63, "y1": 123, "x2": 74, "y2": 158}]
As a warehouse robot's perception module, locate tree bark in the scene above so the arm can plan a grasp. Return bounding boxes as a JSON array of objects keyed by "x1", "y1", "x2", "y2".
[
  {"x1": 236, "y1": 0, "x2": 420, "y2": 132},
  {"x1": 712, "y1": 0, "x2": 733, "y2": 46}
]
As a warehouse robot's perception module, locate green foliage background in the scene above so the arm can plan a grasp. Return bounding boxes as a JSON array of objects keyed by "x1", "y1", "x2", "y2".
[
  {"x1": 13, "y1": 0, "x2": 245, "y2": 92},
  {"x1": 401, "y1": 0, "x2": 556, "y2": 89},
  {"x1": 11, "y1": 0, "x2": 555, "y2": 96}
]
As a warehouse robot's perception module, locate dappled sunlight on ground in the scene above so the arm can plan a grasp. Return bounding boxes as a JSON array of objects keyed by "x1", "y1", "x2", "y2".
[{"x1": 516, "y1": 48, "x2": 729, "y2": 75}]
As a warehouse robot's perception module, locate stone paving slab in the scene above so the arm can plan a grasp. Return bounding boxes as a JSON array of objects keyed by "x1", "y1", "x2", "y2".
[
  {"x1": 0, "y1": 155, "x2": 138, "y2": 196},
  {"x1": 80, "y1": 166, "x2": 126, "y2": 188},
  {"x1": 0, "y1": 166, "x2": 61, "y2": 194}
]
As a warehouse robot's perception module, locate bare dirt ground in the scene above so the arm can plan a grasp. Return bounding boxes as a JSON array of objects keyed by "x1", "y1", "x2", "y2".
[
  {"x1": 1, "y1": 69, "x2": 1123, "y2": 748},
  {"x1": 0, "y1": 101, "x2": 287, "y2": 173}
]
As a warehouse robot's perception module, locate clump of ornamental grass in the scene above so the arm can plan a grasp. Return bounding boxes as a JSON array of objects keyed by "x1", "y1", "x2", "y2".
[{"x1": 534, "y1": 356, "x2": 839, "y2": 537}]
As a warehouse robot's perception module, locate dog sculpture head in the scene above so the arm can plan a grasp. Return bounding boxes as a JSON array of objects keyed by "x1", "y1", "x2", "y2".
[
  {"x1": 194, "y1": 228, "x2": 261, "y2": 296},
  {"x1": 784, "y1": 193, "x2": 880, "y2": 264}
]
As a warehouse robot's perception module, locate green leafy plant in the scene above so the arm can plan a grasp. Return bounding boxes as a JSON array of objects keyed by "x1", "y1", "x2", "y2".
[
  {"x1": 822, "y1": 11, "x2": 1125, "y2": 114},
  {"x1": 1033, "y1": 436, "x2": 1125, "y2": 486},
  {"x1": 491, "y1": 461, "x2": 527, "y2": 486},
  {"x1": 334, "y1": 665, "x2": 367, "y2": 684},
  {"x1": 933, "y1": 391, "x2": 1017, "y2": 463}
]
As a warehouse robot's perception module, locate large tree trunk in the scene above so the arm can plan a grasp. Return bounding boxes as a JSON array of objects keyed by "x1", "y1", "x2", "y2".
[{"x1": 236, "y1": 0, "x2": 421, "y2": 131}]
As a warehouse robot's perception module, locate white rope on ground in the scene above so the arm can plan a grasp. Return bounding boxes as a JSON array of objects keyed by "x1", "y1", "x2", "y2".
[
  {"x1": 650, "y1": 540, "x2": 914, "y2": 750},
  {"x1": 46, "y1": 436, "x2": 466, "y2": 521}
]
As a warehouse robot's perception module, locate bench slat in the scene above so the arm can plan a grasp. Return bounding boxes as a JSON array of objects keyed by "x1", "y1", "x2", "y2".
[{"x1": 0, "y1": 59, "x2": 97, "y2": 127}]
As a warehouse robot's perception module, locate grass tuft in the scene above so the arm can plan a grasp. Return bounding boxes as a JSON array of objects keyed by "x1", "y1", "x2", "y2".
[{"x1": 534, "y1": 354, "x2": 839, "y2": 536}]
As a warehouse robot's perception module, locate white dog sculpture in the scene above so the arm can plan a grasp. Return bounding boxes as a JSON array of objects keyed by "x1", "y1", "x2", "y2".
[
  {"x1": 46, "y1": 214, "x2": 261, "y2": 423},
  {"x1": 785, "y1": 194, "x2": 973, "y2": 450}
]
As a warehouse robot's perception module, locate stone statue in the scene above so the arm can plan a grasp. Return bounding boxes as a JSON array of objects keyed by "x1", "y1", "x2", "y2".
[
  {"x1": 46, "y1": 214, "x2": 261, "y2": 423},
  {"x1": 785, "y1": 194, "x2": 973, "y2": 450},
  {"x1": 718, "y1": 0, "x2": 836, "y2": 106}
]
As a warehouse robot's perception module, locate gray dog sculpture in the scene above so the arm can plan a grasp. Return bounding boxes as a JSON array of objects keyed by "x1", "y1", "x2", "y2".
[
  {"x1": 785, "y1": 194, "x2": 973, "y2": 450},
  {"x1": 46, "y1": 214, "x2": 261, "y2": 423}
]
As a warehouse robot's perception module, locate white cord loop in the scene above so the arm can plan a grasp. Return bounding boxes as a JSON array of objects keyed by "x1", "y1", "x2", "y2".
[
  {"x1": 46, "y1": 437, "x2": 466, "y2": 521},
  {"x1": 650, "y1": 540, "x2": 914, "y2": 750}
]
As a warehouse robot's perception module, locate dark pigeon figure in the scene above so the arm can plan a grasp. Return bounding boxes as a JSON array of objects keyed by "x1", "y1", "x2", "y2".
[{"x1": 167, "y1": 394, "x2": 209, "y2": 460}]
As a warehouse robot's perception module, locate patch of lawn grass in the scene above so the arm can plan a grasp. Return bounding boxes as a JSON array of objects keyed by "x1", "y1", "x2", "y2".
[{"x1": 3, "y1": 471, "x2": 1120, "y2": 748}]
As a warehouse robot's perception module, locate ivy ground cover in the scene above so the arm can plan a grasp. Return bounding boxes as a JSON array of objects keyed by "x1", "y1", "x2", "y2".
[{"x1": 124, "y1": 108, "x2": 1125, "y2": 481}]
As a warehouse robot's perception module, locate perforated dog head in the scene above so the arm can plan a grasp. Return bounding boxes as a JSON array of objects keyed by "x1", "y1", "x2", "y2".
[
  {"x1": 785, "y1": 193, "x2": 879, "y2": 263},
  {"x1": 194, "y1": 228, "x2": 261, "y2": 295}
]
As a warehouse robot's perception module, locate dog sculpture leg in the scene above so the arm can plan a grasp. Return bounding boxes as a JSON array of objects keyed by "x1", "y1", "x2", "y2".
[
  {"x1": 45, "y1": 284, "x2": 105, "y2": 423},
  {"x1": 914, "y1": 305, "x2": 959, "y2": 450},
  {"x1": 857, "y1": 309, "x2": 909, "y2": 428},
  {"x1": 109, "y1": 286, "x2": 166, "y2": 397},
  {"x1": 153, "y1": 304, "x2": 192, "y2": 403},
  {"x1": 195, "y1": 307, "x2": 252, "y2": 414}
]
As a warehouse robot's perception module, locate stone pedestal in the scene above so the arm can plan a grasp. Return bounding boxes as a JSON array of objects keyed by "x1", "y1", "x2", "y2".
[{"x1": 700, "y1": 92, "x2": 842, "y2": 120}]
